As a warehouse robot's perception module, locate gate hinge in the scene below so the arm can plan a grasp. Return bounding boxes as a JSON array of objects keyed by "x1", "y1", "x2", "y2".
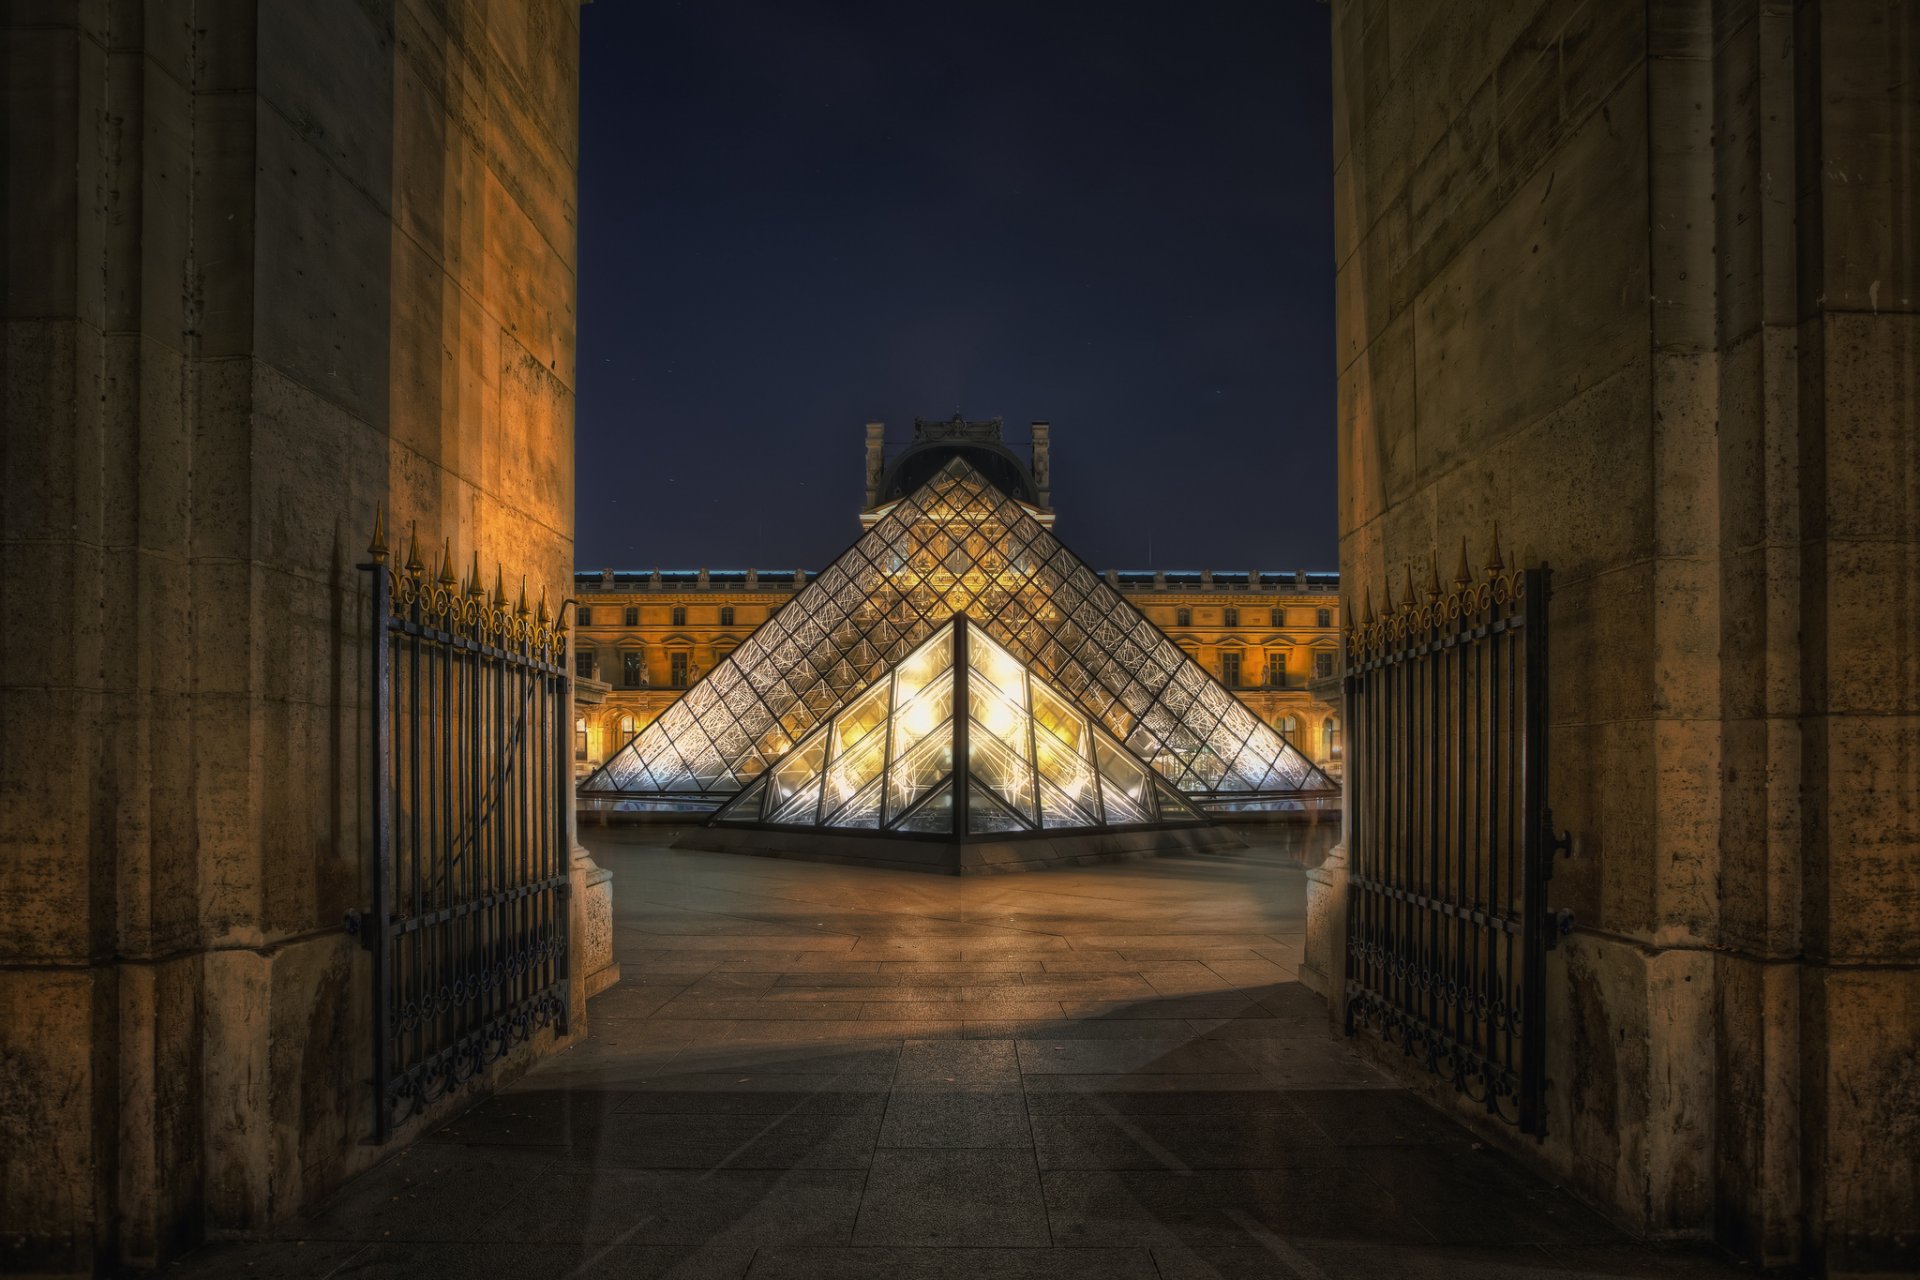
[
  {"x1": 1542, "y1": 809, "x2": 1573, "y2": 877},
  {"x1": 1543, "y1": 908, "x2": 1575, "y2": 950},
  {"x1": 344, "y1": 909, "x2": 374, "y2": 950}
]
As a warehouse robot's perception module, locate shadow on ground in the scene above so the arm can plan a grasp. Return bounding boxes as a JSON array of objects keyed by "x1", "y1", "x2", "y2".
[{"x1": 157, "y1": 829, "x2": 1760, "y2": 1279}]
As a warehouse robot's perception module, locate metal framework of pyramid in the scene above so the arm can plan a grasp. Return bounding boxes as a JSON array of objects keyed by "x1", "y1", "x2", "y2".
[
  {"x1": 711, "y1": 617, "x2": 1208, "y2": 837},
  {"x1": 581, "y1": 457, "x2": 1338, "y2": 812}
]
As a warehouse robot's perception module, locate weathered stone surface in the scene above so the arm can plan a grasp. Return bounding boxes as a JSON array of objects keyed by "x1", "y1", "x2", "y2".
[
  {"x1": 1317, "y1": 0, "x2": 1920, "y2": 1271},
  {"x1": 1, "y1": 0, "x2": 594, "y2": 1272}
]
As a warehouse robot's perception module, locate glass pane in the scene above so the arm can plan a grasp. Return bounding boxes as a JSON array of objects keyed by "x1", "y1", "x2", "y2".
[
  {"x1": 769, "y1": 732, "x2": 829, "y2": 814},
  {"x1": 967, "y1": 783, "x2": 1029, "y2": 834},
  {"x1": 968, "y1": 730, "x2": 1035, "y2": 821},
  {"x1": 1034, "y1": 729, "x2": 1097, "y2": 814},
  {"x1": 833, "y1": 676, "x2": 892, "y2": 754},
  {"x1": 891, "y1": 670, "x2": 955, "y2": 757},
  {"x1": 1028, "y1": 679, "x2": 1087, "y2": 756},
  {"x1": 968, "y1": 629, "x2": 1028, "y2": 706},
  {"x1": 1094, "y1": 737, "x2": 1154, "y2": 824},
  {"x1": 823, "y1": 728, "x2": 888, "y2": 816},
  {"x1": 1036, "y1": 773, "x2": 1099, "y2": 829},
  {"x1": 825, "y1": 775, "x2": 885, "y2": 829},
  {"x1": 891, "y1": 782, "x2": 954, "y2": 833},
  {"x1": 968, "y1": 680, "x2": 1027, "y2": 753},
  {"x1": 885, "y1": 721, "x2": 954, "y2": 822},
  {"x1": 713, "y1": 775, "x2": 768, "y2": 824}
]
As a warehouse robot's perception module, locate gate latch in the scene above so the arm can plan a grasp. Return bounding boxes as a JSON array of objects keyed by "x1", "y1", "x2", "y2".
[
  {"x1": 1543, "y1": 908, "x2": 1575, "y2": 950},
  {"x1": 344, "y1": 909, "x2": 374, "y2": 950}
]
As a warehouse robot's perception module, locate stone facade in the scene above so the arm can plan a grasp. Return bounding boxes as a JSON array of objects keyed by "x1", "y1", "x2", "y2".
[
  {"x1": 1313, "y1": 0, "x2": 1919, "y2": 1273},
  {"x1": 1, "y1": 2, "x2": 587, "y2": 1273}
]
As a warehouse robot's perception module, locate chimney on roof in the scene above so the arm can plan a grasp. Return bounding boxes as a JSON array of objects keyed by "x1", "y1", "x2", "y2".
[
  {"x1": 697, "y1": 567, "x2": 709, "y2": 588},
  {"x1": 601, "y1": 567, "x2": 613, "y2": 590},
  {"x1": 864, "y1": 422, "x2": 886, "y2": 508},
  {"x1": 1201, "y1": 569, "x2": 1213, "y2": 591},
  {"x1": 745, "y1": 567, "x2": 758, "y2": 589},
  {"x1": 1154, "y1": 571, "x2": 1166, "y2": 590},
  {"x1": 1249, "y1": 569, "x2": 1261, "y2": 588},
  {"x1": 1029, "y1": 422, "x2": 1052, "y2": 509},
  {"x1": 1296, "y1": 569, "x2": 1307, "y2": 589}
]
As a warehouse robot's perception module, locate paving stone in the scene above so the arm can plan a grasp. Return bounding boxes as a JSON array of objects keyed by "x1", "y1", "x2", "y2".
[
  {"x1": 880, "y1": 1092, "x2": 1032, "y2": 1148},
  {"x1": 1014, "y1": 1036, "x2": 1260, "y2": 1075},
  {"x1": 559, "y1": 1110, "x2": 882, "y2": 1170},
  {"x1": 852, "y1": 1149, "x2": 1050, "y2": 1246},
  {"x1": 494, "y1": 1167, "x2": 867, "y2": 1245},
  {"x1": 329, "y1": 1241, "x2": 757, "y2": 1279},
  {"x1": 1042, "y1": 1168, "x2": 1433, "y2": 1246},
  {"x1": 1030, "y1": 1112, "x2": 1341, "y2": 1170},
  {"x1": 745, "y1": 1245, "x2": 1159, "y2": 1279},
  {"x1": 1150, "y1": 1242, "x2": 1573, "y2": 1279}
]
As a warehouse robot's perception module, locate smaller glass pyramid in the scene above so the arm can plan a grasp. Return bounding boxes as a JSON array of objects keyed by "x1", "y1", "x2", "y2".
[{"x1": 713, "y1": 617, "x2": 1206, "y2": 836}]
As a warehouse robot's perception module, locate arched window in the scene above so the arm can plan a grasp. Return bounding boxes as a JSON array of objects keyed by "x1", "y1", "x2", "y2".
[
  {"x1": 1175, "y1": 607, "x2": 1191, "y2": 627},
  {"x1": 720, "y1": 606, "x2": 735, "y2": 626},
  {"x1": 617, "y1": 712, "x2": 636, "y2": 741},
  {"x1": 671, "y1": 606, "x2": 687, "y2": 626},
  {"x1": 1316, "y1": 607, "x2": 1332, "y2": 627},
  {"x1": 1223, "y1": 606, "x2": 1239, "y2": 627},
  {"x1": 1281, "y1": 715, "x2": 1299, "y2": 744},
  {"x1": 574, "y1": 716, "x2": 588, "y2": 761},
  {"x1": 1323, "y1": 716, "x2": 1341, "y2": 760}
]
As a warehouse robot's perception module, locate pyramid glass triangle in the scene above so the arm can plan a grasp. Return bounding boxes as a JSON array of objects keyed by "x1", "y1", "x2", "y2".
[
  {"x1": 582, "y1": 457, "x2": 1338, "y2": 811},
  {"x1": 712, "y1": 618, "x2": 1208, "y2": 834}
]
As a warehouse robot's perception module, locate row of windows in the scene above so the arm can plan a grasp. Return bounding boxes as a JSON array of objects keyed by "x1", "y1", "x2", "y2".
[
  {"x1": 1169, "y1": 606, "x2": 1333, "y2": 629},
  {"x1": 1214, "y1": 650, "x2": 1336, "y2": 687},
  {"x1": 577, "y1": 606, "x2": 735, "y2": 628},
  {"x1": 575, "y1": 649, "x2": 695, "y2": 688},
  {"x1": 576, "y1": 603, "x2": 1331, "y2": 632}
]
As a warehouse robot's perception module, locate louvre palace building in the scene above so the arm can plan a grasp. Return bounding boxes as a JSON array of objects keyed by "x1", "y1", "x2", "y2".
[{"x1": 570, "y1": 418, "x2": 1344, "y2": 791}]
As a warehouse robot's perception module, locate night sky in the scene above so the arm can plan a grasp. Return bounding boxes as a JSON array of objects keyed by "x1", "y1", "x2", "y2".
[{"x1": 575, "y1": 0, "x2": 1335, "y2": 575}]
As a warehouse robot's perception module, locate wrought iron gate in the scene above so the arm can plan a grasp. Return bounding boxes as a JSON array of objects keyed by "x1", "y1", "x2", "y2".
[
  {"x1": 1342, "y1": 547, "x2": 1568, "y2": 1135},
  {"x1": 354, "y1": 515, "x2": 572, "y2": 1141}
]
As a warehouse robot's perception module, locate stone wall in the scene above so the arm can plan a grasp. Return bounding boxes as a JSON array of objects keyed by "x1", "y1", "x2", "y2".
[
  {"x1": 1316, "y1": 0, "x2": 1918, "y2": 1272},
  {"x1": 1, "y1": 1, "x2": 583, "y2": 1272}
]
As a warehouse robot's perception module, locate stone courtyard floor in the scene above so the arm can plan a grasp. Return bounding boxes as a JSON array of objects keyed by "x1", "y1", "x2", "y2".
[{"x1": 162, "y1": 826, "x2": 1757, "y2": 1280}]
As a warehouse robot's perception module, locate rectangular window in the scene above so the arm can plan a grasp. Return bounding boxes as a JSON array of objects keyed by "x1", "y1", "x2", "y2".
[
  {"x1": 671, "y1": 607, "x2": 687, "y2": 626},
  {"x1": 574, "y1": 719, "x2": 588, "y2": 761},
  {"x1": 1315, "y1": 651, "x2": 1335, "y2": 678},
  {"x1": 1175, "y1": 607, "x2": 1191, "y2": 627},
  {"x1": 624, "y1": 606, "x2": 639, "y2": 626},
  {"x1": 1223, "y1": 607, "x2": 1239, "y2": 627},
  {"x1": 1267, "y1": 652, "x2": 1285, "y2": 687},
  {"x1": 670, "y1": 652, "x2": 690, "y2": 687},
  {"x1": 623, "y1": 652, "x2": 643, "y2": 687},
  {"x1": 575, "y1": 650, "x2": 595, "y2": 680},
  {"x1": 577, "y1": 606, "x2": 593, "y2": 627},
  {"x1": 1316, "y1": 608, "x2": 1333, "y2": 628},
  {"x1": 1270, "y1": 607, "x2": 1284, "y2": 627},
  {"x1": 720, "y1": 606, "x2": 735, "y2": 626},
  {"x1": 1220, "y1": 652, "x2": 1241, "y2": 687}
]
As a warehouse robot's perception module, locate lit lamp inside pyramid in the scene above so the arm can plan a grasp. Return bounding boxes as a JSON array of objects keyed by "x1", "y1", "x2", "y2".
[{"x1": 580, "y1": 444, "x2": 1337, "y2": 871}]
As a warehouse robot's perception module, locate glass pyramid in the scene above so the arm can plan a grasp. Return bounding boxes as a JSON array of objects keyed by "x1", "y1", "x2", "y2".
[
  {"x1": 581, "y1": 457, "x2": 1337, "y2": 809},
  {"x1": 712, "y1": 618, "x2": 1207, "y2": 835}
]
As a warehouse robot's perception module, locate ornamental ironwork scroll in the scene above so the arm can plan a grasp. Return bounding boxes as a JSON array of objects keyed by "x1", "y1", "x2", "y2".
[
  {"x1": 353, "y1": 510, "x2": 572, "y2": 1141},
  {"x1": 1341, "y1": 533, "x2": 1570, "y2": 1135}
]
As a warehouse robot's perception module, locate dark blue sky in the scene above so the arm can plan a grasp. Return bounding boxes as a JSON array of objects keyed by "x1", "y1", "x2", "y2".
[{"x1": 576, "y1": 0, "x2": 1334, "y2": 573}]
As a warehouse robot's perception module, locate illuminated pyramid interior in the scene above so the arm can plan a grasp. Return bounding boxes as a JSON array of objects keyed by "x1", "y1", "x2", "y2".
[
  {"x1": 582, "y1": 457, "x2": 1337, "y2": 820},
  {"x1": 710, "y1": 617, "x2": 1207, "y2": 836}
]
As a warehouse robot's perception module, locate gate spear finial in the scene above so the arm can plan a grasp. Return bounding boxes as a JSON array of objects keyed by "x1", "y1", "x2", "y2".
[
  {"x1": 405, "y1": 522, "x2": 423, "y2": 574},
  {"x1": 1485, "y1": 521, "x2": 1505, "y2": 578},
  {"x1": 493, "y1": 563, "x2": 507, "y2": 608},
  {"x1": 1403, "y1": 562, "x2": 1418, "y2": 614},
  {"x1": 1455, "y1": 537, "x2": 1473, "y2": 587},
  {"x1": 1426, "y1": 552, "x2": 1442, "y2": 600},
  {"x1": 439, "y1": 539, "x2": 457, "y2": 587},
  {"x1": 468, "y1": 549, "x2": 485, "y2": 597},
  {"x1": 368, "y1": 505, "x2": 388, "y2": 562}
]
